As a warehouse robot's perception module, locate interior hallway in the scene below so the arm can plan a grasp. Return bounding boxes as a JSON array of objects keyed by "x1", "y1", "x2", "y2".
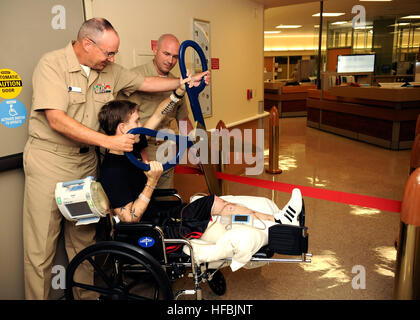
[{"x1": 174, "y1": 117, "x2": 411, "y2": 300}]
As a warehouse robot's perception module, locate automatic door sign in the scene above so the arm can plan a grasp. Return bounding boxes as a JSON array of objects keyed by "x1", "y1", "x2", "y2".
[
  {"x1": 0, "y1": 99, "x2": 27, "y2": 128},
  {"x1": 138, "y1": 236, "x2": 155, "y2": 248},
  {"x1": 0, "y1": 69, "x2": 23, "y2": 99}
]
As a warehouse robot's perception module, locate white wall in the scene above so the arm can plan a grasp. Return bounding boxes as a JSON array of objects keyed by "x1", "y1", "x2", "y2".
[{"x1": 86, "y1": 0, "x2": 265, "y2": 129}]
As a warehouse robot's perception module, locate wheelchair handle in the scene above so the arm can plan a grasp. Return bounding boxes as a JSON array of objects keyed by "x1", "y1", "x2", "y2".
[
  {"x1": 124, "y1": 127, "x2": 194, "y2": 171},
  {"x1": 179, "y1": 40, "x2": 208, "y2": 129}
]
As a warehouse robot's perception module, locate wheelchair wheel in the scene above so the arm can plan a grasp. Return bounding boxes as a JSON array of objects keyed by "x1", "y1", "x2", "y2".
[
  {"x1": 65, "y1": 241, "x2": 173, "y2": 300},
  {"x1": 208, "y1": 270, "x2": 226, "y2": 296}
]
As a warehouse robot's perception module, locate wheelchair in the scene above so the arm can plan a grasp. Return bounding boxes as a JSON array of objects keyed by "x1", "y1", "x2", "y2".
[{"x1": 65, "y1": 188, "x2": 311, "y2": 300}]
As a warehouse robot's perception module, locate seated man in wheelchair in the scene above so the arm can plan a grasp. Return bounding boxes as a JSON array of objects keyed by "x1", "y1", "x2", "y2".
[
  {"x1": 97, "y1": 96, "x2": 304, "y2": 243},
  {"x1": 59, "y1": 81, "x2": 309, "y2": 301}
]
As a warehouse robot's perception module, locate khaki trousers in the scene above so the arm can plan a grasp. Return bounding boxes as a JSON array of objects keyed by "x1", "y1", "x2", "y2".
[{"x1": 23, "y1": 138, "x2": 97, "y2": 300}]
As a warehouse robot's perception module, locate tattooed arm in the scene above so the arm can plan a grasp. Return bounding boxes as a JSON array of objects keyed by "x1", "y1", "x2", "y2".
[{"x1": 143, "y1": 71, "x2": 191, "y2": 130}]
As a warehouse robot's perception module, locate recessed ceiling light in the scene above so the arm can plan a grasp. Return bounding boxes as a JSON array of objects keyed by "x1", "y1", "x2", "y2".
[
  {"x1": 275, "y1": 25, "x2": 302, "y2": 29},
  {"x1": 359, "y1": 0, "x2": 392, "y2": 2},
  {"x1": 331, "y1": 21, "x2": 348, "y2": 25},
  {"x1": 401, "y1": 15, "x2": 420, "y2": 19},
  {"x1": 264, "y1": 31, "x2": 281, "y2": 34},
  {"x1": 312, "y1": 13, "x2": 345, "y2": 17}
]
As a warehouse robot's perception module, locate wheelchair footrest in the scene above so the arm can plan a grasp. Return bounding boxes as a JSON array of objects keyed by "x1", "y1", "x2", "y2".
[{"x1": 268, "y1": 224, "x2": 308, "y2": 256}]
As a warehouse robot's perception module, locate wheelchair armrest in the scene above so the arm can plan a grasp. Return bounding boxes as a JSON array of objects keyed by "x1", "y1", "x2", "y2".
[
  {"x1": 115, "y1": 222, "x2": 156, "y2": 230},
  {"x1": 151, "y1": 189, "x2": 182, "y2": 203},
  {"x1": 152, "y1": 188, "x2": 178, "y2": 197}
]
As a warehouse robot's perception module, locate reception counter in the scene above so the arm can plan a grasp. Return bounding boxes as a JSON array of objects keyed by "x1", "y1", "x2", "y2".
[
  {"x1": 306, "y1": 86, "x2": 420, "y2": 150},
  {"x1": 264, "y1": 82, "x2": 317, "y2": 117}
]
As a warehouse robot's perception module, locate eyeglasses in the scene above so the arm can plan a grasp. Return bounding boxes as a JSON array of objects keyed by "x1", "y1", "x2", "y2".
[{"x1": 88, "y1": 38, "x2": 118, "y2": 59}]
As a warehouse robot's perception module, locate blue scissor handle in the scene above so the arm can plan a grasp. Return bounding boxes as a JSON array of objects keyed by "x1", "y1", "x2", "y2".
[
  {"x1": 125, "y1": 127, "x2": 195, "y2": 171},
  {"x1": 179, "y1": 40, "x2": 208, "y2": 129}
]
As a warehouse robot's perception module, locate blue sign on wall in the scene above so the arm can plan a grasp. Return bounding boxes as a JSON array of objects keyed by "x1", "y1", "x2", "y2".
[{"x1": 0, "y1": 99, "x2": 27, "y2": 128}]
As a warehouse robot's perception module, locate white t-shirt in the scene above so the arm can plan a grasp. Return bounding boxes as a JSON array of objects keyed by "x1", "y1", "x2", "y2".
[{"x1": 80, "y1": 64, "x2": 91, "y2": 77}]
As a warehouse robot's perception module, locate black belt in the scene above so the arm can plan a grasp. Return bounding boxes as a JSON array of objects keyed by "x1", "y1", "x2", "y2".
[{"x1": 79, "y1": 147, "x2": 90, "y2": 154}]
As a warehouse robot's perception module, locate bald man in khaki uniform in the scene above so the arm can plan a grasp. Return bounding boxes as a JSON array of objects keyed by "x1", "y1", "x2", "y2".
[
  {"x1": 23, "y1": 19, "x2": 209, "y2": 300},
  {"x1": 119, "y1": 34, "x2": 194, "y2": 189}
]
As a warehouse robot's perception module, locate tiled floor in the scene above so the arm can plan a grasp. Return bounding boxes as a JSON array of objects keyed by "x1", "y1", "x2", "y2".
[{"x1": 173, "y1": 117, "x2": 411, "y2": 300}]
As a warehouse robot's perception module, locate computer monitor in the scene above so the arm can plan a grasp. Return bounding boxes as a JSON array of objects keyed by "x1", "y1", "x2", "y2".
[{"x1": 337, "y1": 54, "x2": 375, "y2": 73}]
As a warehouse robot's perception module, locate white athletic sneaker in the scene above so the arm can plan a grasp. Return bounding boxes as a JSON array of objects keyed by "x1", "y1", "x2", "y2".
[{"x1": 274, "y1": 188, "x2": 302, "y2": 226}]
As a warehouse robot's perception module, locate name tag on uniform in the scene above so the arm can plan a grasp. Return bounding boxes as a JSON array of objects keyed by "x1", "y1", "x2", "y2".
[
  {"x1": 68, "y1": 86, "x2": 82, "y2": 93},
  {"x1": 94, "y1": 84, "x2": 112, "y2": 94}
]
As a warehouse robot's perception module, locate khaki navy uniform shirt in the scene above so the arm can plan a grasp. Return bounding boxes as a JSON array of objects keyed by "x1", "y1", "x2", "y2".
[
  {"x1": 29, "y1": 41, "x2": 145, "y2": 148},
  {"x1": 118, "y1": 59, "x2": 189, "y2": 131}
]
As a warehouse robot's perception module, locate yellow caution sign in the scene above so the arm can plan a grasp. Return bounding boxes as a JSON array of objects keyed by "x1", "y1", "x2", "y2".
[{"x1": 0, "y1": 69, "x2": 23, "y2": 99}]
